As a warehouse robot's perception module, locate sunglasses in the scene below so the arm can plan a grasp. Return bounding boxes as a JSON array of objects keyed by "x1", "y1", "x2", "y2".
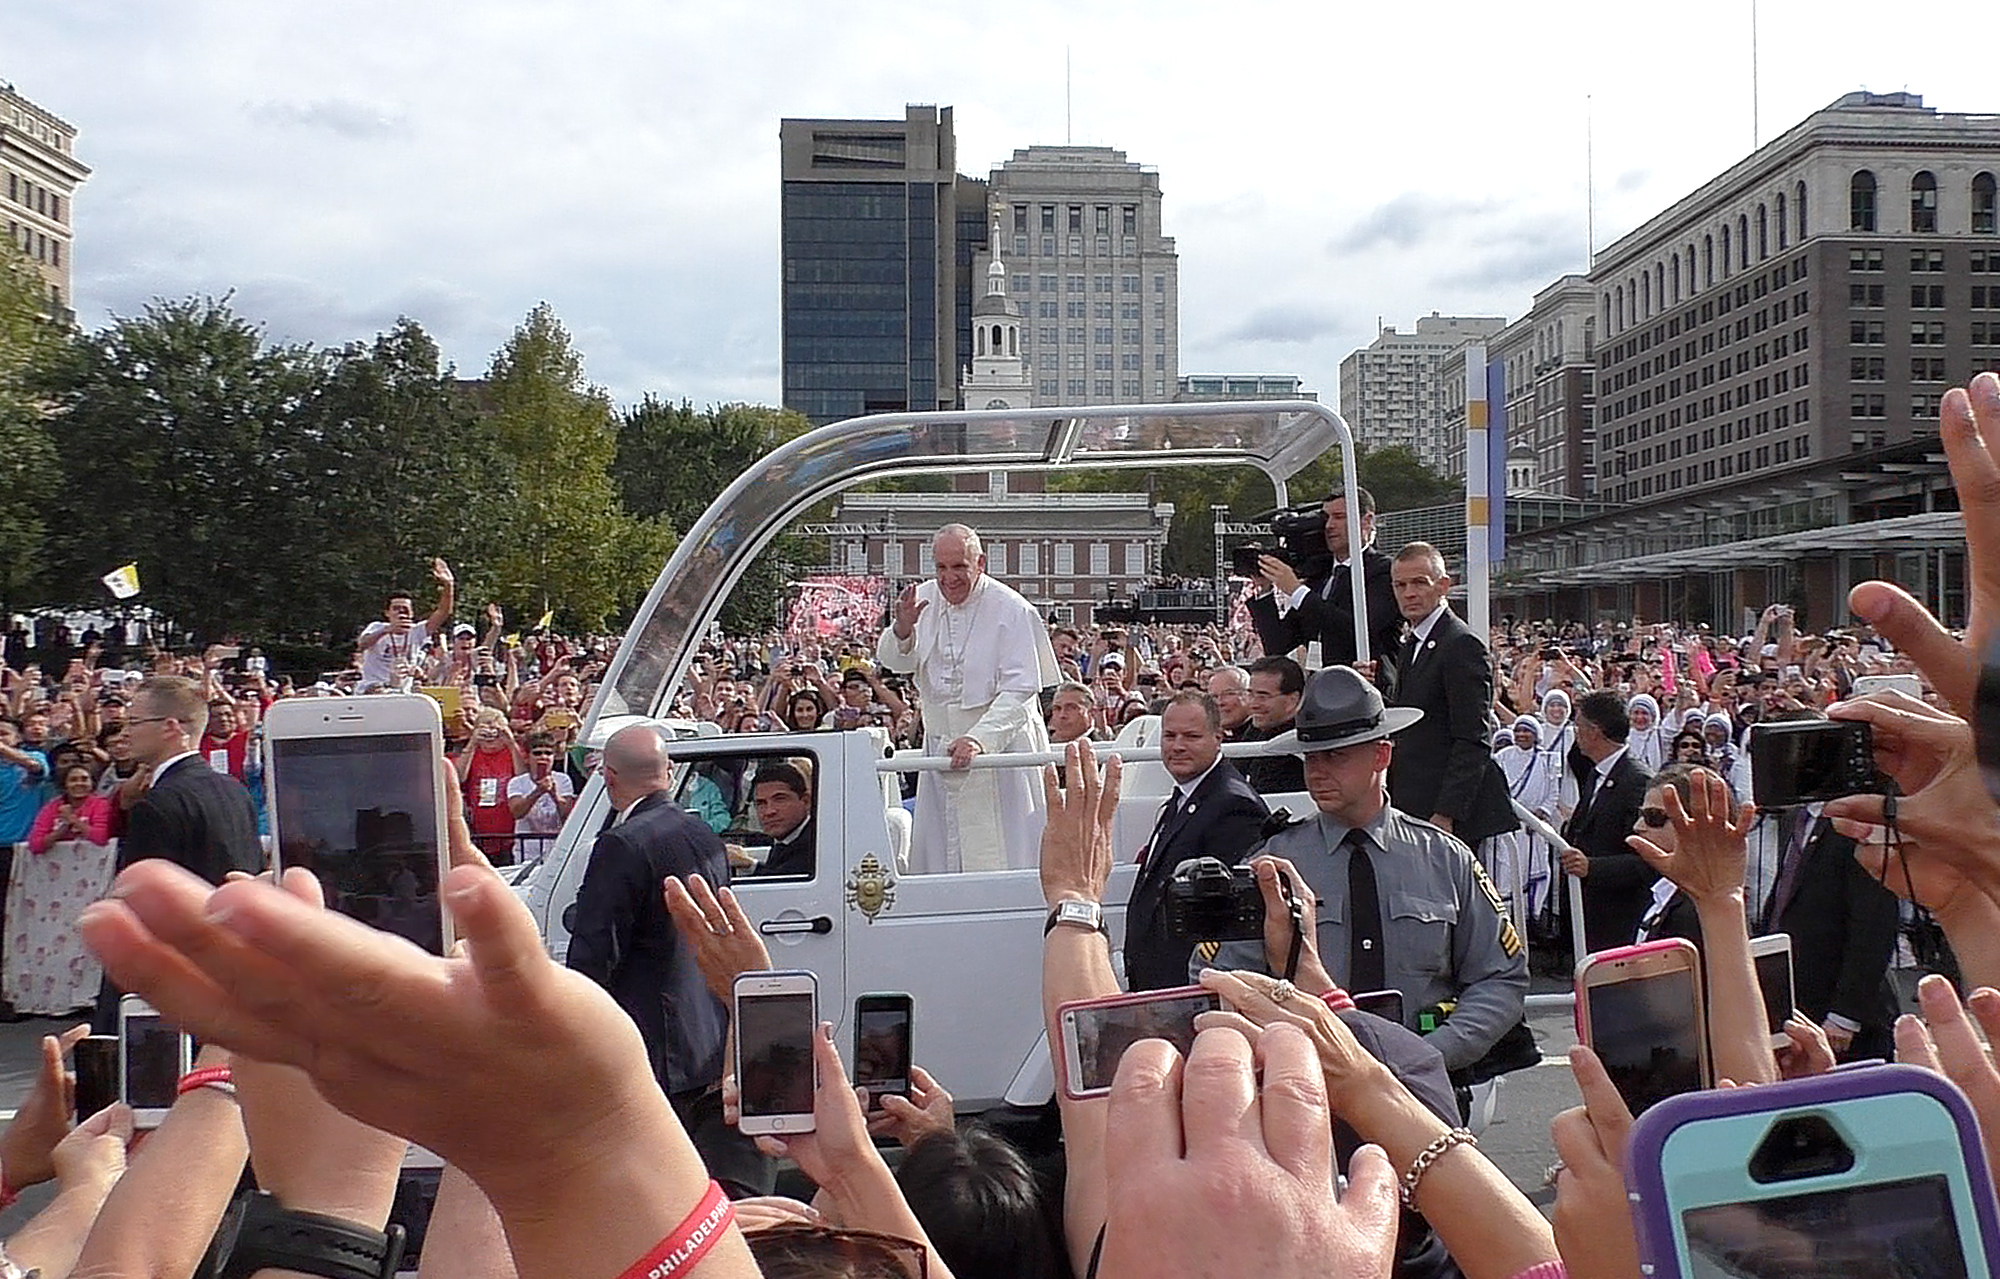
[{"x1": 1640, "y1": 807, "x2": 1673, "y2": 829}]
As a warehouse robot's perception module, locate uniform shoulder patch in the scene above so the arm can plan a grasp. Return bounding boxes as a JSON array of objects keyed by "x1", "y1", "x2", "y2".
[
  {"x1": 1469, "y1": 859, "x2": 1525, "y2": 958},
  {"x1": 1195, "y1": 940, "x2": 1220, "y2": 964}
]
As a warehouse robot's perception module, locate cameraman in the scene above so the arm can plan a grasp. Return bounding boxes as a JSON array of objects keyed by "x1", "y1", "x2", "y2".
[
  {"x1": 1245, "y1": 487, "x2": 1401, "y2": 677},
  {"x1": 1202, "y1": 666, "x2": 1527, "y2": 1073}
]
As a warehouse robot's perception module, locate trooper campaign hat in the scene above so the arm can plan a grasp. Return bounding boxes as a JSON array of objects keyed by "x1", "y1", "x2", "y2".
[{"x1": 1267, "y1": 665, "x2": 1423, "y2": 754}]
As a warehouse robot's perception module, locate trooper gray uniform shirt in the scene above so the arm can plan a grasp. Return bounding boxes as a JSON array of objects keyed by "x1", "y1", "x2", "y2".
[{"x1": 1204, "y1": 805, "x2": 1528, "y2": 1073}]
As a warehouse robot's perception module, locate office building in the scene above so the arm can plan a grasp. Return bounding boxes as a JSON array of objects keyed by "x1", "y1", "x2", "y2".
[
  {"x1": 1438, "y1": 276, "x2": 1599, "y2": 498},
  {"x1": 1, "y1": 80, "x2": 88, "y2": 323},
  {"x1": 780, "y1": 106, "x2": 987, "y2": 425},
  {"x1": 1175, "y1": 373, "x2": 1314, "y2": 402},
  {"x1": 973, "y1": 146, "x2": 1178, "y2": 407},
  {"x1": 1498, "y1": 90, "x2": 2000, "y2": 629},
  {"x1": 1338, "y1": 314, "x2": 1506, "y2": 471}
]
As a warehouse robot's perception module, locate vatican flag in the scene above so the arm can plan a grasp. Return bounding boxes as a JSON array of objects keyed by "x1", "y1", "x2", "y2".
[{"x1": 101, "y1": 563, "x2": 140, "y2": 600}]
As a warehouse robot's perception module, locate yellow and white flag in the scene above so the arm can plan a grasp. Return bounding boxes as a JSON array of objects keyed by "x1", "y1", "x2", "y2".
[
  {"x1": 102, "y1": 563, "x2": 140, "y2": 599},
  {"x1": 534, "y1": 609, "x2": 554, "y2": 632}
]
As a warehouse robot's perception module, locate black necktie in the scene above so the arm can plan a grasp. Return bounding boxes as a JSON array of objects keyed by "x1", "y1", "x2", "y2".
[
  {"x1": 1399, "y1": 631, "x2": 1420, "y2": 674},
  {"x1": 1140, "y1": 791, "x2": 1185, "y2": 866},
  {"x1": 1573, "y1": 769, "x2": 1599, "y2": 829},
  {"x1": 1346, "y1": 831, "x2": 1386, "y2": 994}
]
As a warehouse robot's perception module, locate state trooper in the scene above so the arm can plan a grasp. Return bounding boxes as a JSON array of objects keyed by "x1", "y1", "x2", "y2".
[{"x1": 1202, "y1": 666, "x2": 1527, "y2": 1074}]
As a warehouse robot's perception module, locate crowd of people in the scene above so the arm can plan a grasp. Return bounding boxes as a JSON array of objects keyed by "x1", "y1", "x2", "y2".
[{"x1": 0, "y1": 374, "x2": 1993, "y2": 1279}]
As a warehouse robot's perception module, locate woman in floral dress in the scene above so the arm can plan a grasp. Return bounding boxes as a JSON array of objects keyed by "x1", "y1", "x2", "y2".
[{"x1": 4, "y1": 763, "x2": 116, "y2": 1015}]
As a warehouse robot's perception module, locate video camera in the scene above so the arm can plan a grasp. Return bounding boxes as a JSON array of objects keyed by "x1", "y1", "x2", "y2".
[{"x1": 1228, "y1": 502, "x2": 1333, "y2": 581}]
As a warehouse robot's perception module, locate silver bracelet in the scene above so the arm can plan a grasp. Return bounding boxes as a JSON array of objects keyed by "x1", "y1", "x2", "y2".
[{"x1": 1399, "y1": 1126, "x2": 1477, "y2": 1209}]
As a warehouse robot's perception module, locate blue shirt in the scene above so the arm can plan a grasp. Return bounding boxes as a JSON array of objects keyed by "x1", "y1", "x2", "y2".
[{"x1": 0, "y1": 750, "x2": 49, "y2": 845}]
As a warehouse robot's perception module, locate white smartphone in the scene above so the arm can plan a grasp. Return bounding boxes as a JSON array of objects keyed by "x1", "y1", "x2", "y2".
[
  {"x1": 1852, "y1": 673, "x2": 1924, "y2": 700},
  {"x1": 1574, "y1": 939, "x2": 1712, "y2": 1117},
  {"x1": 1751, "y1": 932, "x2": 1797, "y2": 1051},
  {"x1": 734, "y1": 970, "x2": 819, "y2": 1136},
  {"x1": 264, "y1": 695, "x2": 453, "y2": 955},
  {"x1": 119, "y1": 995, "x2": 192, "y2": 1127}
]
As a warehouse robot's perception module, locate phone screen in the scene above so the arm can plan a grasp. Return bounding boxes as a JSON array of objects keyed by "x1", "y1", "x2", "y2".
[
  {"x1": 1066, "y1": 990, "x2": 1220, "y2": 1095},
  {"x1": 1754, "y1": 945, "x2": 1795, "y2": 1038},
  {"x1": 1586, "y1": 966, "x2": 1704, "y2": 1116},
  {"x1": 122, "y1": 1015, "x2": 182, "y2": 1109},
  {"x1": 737, "y1": 993, "x2": 817, "y2": 1119},
  {"x1": 1351, "y1": 989, "x2": 1406, "y2": 1025},
  {"x1": 75, "y1": 1036, "x2": 119, "y2": 1120},
  {"x1": 1682, "y1": 1174, "x2": 1967, "y2": 1278},
  {"x1": 390, "y1": 1162, "x2": 445, "y2": 1275},
  {"x1": 271, "y1": 733, "x2": 444, "y2": 954},
  {"x1": 854, "y1": 999, "x2": 913, "y2": 1100}
]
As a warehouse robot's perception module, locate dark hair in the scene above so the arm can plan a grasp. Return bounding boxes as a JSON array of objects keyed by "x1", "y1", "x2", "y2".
[
  {"x1": 1163, "y1": 690, "x2": 1223, "y2": 735},
  {"x1": 1647, "y1": 762, "x2": 1699, "y2": 808},
  {"x1": 1576, "y1": 689, "x2": 1629, "y2": 743},
  {"x1": 59, "y1": 761, "x2": 95, "y2": 787},
  {"x1": 894, "y1": 1126, "x2": 1068, "y2": 1279},
  {"x1": 746, "y1": 1227, "x2": 914, "y2": 1279},
  {"x1": 754, "y1": 759, "x2": 812, "y2": 800},
  {"x1": 1322, "y1": 485, "x2": 1377, "y2": 518},
  {"x1": 1763, "y1": 706, "x2": 1827, "y2": 724},
  {"x1": 1671, "y1": 728, "x2": 1707, "y2": 758},
  {"x1": 1247, "y1": 655, "x2": 1305, "y2": 697},
  {"x1": 525, "y1": 732, "x2": 560, "y2": 753},
  {"x1": 788, "y1": 689, "x2": 828, "y2": 720}
]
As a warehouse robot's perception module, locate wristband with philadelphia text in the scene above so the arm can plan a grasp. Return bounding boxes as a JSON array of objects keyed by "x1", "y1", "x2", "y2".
[{"x1": 616, "y1": 1180, "x2": 735, "y2": 1279}]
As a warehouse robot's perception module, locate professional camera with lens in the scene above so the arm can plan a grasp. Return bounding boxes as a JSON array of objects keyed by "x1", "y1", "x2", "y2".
[{"x1": 1164, "y1": 857, "x2": 1265, "y2": 942}]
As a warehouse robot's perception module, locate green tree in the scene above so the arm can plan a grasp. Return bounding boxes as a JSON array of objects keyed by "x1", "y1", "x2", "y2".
[
  {"x1": 0, "y1": 240, "x2": 65, "y2": 615},
  {"x1": 615, "y1": 398, "x2": 815, "y2": 633},
  {"x1": 36, "y1": 296, "x2": 313, "y2": 636},
  {"x1": 270, "y1": 319, "x2": 516, "y2": 638},
  {"x1": 481, "y1": 304, "x2": 672, "y2": 630}
]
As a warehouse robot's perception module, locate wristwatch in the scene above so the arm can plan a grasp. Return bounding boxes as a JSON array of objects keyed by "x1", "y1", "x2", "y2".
[
  {"x1": 1045, "y1": 898, "x2": 1107, "y2": 936},
  {"x1": 210, "y1": 1190, "x2": 406, "y2": 1279}
]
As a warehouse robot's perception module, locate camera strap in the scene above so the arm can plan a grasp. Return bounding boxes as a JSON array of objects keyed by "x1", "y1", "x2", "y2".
[{"x1": 1276, "y1": 871, "x2": 1305, "y2": 982}]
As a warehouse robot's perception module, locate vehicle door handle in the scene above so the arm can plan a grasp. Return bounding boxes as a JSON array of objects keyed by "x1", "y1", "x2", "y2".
[{"x1": 759, "y1": 916, "x2": 834, "y2": 936}]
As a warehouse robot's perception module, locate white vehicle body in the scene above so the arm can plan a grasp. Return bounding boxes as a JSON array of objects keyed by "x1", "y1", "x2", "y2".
[{"x1": 519, "y1": 401, "x2": 1367, "y2": 1116}]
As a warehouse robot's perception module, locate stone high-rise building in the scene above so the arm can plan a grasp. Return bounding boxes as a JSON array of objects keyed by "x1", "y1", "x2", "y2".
[
  {"x1": 1338, "y1": 314, "x2": 1506, "y2": 471},
  {"x1": 1, "y1": 80, "x2": 88, "y2": 324}
]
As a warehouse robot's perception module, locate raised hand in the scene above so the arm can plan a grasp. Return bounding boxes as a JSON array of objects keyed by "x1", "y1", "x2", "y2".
[
  {"x1": 892, "y1": 583, "x2": 930, "y2": 641},
  {"x1": 1628, "y1": 767, "x2": 1753, "y2": 906},
  {"x1": 663, "y1": 873, "x2": 771, "y2": 1004}
]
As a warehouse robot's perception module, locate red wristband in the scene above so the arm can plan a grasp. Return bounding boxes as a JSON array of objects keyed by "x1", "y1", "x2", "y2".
[
  {"x1": 176, "y1": 1065, "x2": 234, "y2": 1096},
  {"x1": 0, "y1": 1174, "x2": 17, "y2": 1209},
  {"x1": 1319, "y1": 987, "x2": 1357, "y2": 1013},
  {"x1": 616, "y1": 1181, "x2": 734, "y2": 1279}
]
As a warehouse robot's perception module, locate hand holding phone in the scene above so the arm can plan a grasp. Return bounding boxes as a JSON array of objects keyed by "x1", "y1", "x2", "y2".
[
  {"x1": 120, "y1": 995, "x2": 192, "y2": 1127},
  {"x1": 852, "y1": 993, "x2": 913, "y2": 1111},
  {"x1": 734, "y1": 971, "x2": 818, "y2": 1135},
  {"x1": 1058, "y1": 986, "x2": 1221, "y2": 1100},
  {"x1": 1575, "y1": 940, "x2": 1710, "y2": 1117}
]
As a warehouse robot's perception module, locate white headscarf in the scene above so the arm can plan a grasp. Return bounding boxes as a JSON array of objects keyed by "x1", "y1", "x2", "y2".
[{"x1": 1627, "y1": 693, "x2": 1666, "y2": 771}]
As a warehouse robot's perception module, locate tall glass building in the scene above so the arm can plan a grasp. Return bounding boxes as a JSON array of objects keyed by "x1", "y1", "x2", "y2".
[{"x1": 780, "y1": 106, "x2": 986, "y2": 425}]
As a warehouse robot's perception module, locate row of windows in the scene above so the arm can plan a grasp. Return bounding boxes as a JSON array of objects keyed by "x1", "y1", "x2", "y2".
[
  {"x1": 1605, "y1": 187, "x2": 1812, "y2": 332},
  {"x1": 1613, "y1": 433, "x2": 1816, "y2": 499},
  {"x1": 1851, "y1": 356, "x2": 1965, "y2": 381},
  {"x1": 1851, "y1": 170, "x2": 1998, "y2": 234},
  {"x1": 3, "y1": 173, "x2": 63, "y2": 224},
  {"x1": 1008, "y1": 233, "x2": 1145, "y2": 259},
  {"x1": 1013, "y1": 203, "x2": 1141, "y2": 237},
  {"x1": 7, "y1": 222, "x2": 60, "y2": 267},
  {"x1": 1849, "y1": 393, "x2": 1949, "y2": 420},
  {"x1": 1036, "y1": 378, "x2": 1165, "y2": 399},
  {"x1": 869, "y1": 538, "x2": 1152, "y2": 579}
]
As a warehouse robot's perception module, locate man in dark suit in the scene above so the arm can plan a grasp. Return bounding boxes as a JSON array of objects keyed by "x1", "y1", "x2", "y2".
[
  {"x1": 1122, "y1": 693, "x2": 1269, "y2": 990},
  {"x1": 1761, "y1": 807, "x2": 1900, "y2": 1061},
  {"x1": 1246, "y1": 486, "x2": 1402, "y2": 674},
  {"x1": 566, "y1": 723, "x2": 770, "y2": 1196},
  {"x1": 1559, "y1": 690, "x2": 1657, "y2": 951},
  {"x1": 96, "y1": 675, "x2": 263, "y2": 1030},
  {"x1": 1383, "y1": 543, "x2": 1518, "y2": 846},
  {"x1": 1237, "y1": 657, "x2": 1308, "y2": 795},
  {"x1": 748, "y1": 758, "x2": 815, "y2": 879}
]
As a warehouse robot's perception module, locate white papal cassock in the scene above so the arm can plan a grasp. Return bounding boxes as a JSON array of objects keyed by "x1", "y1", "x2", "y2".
[{"x1": 877, "y1": 574, "x2": 1059, "y2": 873}]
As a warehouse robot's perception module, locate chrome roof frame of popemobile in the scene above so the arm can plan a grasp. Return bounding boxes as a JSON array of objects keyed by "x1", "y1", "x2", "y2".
[{"x1": 585, "y1": 400, "x2": 1373, "y2": 737}]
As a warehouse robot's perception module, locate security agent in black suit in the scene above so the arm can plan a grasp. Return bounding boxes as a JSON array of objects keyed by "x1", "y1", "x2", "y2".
[
  {"x1": 748, "y1": 760, "x2": 815, "y2": 880},
  {"x1": 1246, "y1": 486, "x2": 1402, "y2": 674},
  {"x1": 1236, "y1": 656, "x2": 1309, "y2": 795},
  {"x1": 1122, "y1": 692, "x2": 1269, "y2": 990},
  {"x1": 566, "y1": 723, "x2": 772, "y2": 1196},
  {"x1": 1382, "y1": 543, "x2": 1518, "y2": 846},
  {"x1": 1558, "y1": 690, "x2": 1657, "y2": 952},
  {"x1": 96, "y1": 675, "x2": 262, "y2": 1031},
  {"x1": 1760, "y1": 805, "x2": 1900, "y2": 1061}
]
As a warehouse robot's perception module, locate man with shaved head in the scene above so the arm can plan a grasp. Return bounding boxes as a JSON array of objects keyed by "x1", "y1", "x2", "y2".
[
  {"x1": 878, "y1": 523, "x2": 1060, "y2": 872},
  {"x1": 566, "y1": 724, "x2": 770, "y2": 1195}
]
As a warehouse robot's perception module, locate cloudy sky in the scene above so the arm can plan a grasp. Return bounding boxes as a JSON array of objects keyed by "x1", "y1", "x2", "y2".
[{"x1": 13, "y1": 1, "x2": 1997, "y2": 410}]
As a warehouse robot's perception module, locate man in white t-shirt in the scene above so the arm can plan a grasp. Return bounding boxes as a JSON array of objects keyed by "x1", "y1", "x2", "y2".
[
  {"x1": 506, "y1": 733, "x2": 576, "y2": 862},
  {"x1": 355, "y1": 558, "x2": 456, "y2": 691}
]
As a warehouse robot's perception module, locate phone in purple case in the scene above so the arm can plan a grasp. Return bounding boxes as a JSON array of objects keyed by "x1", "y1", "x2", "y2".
[{"x1": 1624, "y1": 1063, "x2": 2000, "y2": 1278}]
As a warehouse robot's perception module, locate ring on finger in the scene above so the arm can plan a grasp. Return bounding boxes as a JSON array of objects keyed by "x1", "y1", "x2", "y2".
[
  {"x1": 1270, "y1": 979, "x2": 1297, "y2": 1006},
  {"x1": 1543, "y1": 1159, "x2": 1565, "y2": 1189}
]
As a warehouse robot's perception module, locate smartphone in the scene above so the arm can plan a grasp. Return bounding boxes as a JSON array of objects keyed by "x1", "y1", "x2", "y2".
[
  {"x1": 734, "y1": 970, "x2": 819, "y2": 1136},
  {"x1": 1057, "y1": 985, "x2": 1221, "y2": 1101},
  {"x1": 1230, "y1": 545, "x2": 1268, "y2": 577},
  {"x1": 264, "y1": 694, "x2": 453, "y2": 955},
  {"x1": 1625, "y1": 1064, "x2": 2000, "y2": 1278},
  {"x1": 74, "y1": 1035, "x2": 120, "y2": 1122},
  {"x1": 1575, "y1": 939, "x2": 1711, "y2": 1117},
  {"x1": 1853, "y1": 673, "x2": 1924, "y2": 700},
  {"x1": 1750, "y1": 932, "x2": 1796, "y2": 1051},
  {"x1": 119, "y1": 995, "x2": 192, "y2": 1127},
  {"x1": 1350, "y1": 988, "x2": 1406, "y2": 1025},
  {"x1": 1749, "y1": 720, "x2": 1880, "y2": 809},
  {"x1": 852, "y1": 992, "x2": 914, "y2": 1111}
]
